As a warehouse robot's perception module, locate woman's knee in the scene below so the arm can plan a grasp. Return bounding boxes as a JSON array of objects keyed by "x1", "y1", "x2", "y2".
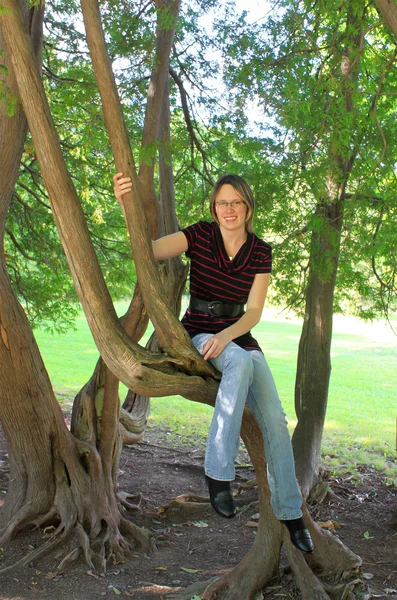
[{"x1": 223, "y1": 345, "x2": 254, "y2": 378}]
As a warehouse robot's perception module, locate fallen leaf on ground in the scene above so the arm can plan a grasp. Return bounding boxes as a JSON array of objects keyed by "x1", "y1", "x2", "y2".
[{"x1": 180, "y1": 567, "x2": 203, "y2": 574}]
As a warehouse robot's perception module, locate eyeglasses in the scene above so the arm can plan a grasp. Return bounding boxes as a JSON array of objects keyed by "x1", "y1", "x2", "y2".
[{"x1": 215, "y1": 201, "x2": 246, "y2": 209}]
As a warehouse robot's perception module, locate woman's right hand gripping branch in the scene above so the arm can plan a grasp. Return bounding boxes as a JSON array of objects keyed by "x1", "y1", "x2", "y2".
[
  {"x1": 113, "y1": 172, "x2": 132, "y2": 203},
  {"x1": 113, "y1": 172, "x2": 188, "y2": 262}
]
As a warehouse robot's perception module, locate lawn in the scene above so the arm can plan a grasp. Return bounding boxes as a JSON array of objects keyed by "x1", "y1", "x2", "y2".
[{"x1": 34, "y1": 304, "x2": 397, "y2": 479}]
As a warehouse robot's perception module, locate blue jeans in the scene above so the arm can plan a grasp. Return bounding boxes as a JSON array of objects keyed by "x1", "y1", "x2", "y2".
[{"x1": 192, "y1": 333, "x2": 303, "y2": 520}]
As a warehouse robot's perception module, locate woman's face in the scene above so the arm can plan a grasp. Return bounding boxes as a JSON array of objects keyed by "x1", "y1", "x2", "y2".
[{"x1": 214, "y1": 184, "x2": 248, "y2": 232}]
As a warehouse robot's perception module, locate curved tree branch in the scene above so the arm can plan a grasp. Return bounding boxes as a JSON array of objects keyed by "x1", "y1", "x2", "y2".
[
  {"x1": 0, "y1": 0, "x2": 217, "y2": 401},
  {"x1": 78, "y1": 0, "x2": 207, "y2": 362}
]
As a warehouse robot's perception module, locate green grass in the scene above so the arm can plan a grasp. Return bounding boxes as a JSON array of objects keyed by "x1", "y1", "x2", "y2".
[{"x1": 34, "y1": 304, "x2": 397, "y2": 478}]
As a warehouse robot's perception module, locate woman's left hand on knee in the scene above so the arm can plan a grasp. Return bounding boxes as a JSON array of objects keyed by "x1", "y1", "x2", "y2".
[{"x1": 201, "y1": 331, "x2": 231, "y2": 360}]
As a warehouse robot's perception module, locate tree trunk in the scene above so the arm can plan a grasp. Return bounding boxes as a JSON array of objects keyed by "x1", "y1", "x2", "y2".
[
  {"x1": 372, "y1": 0, "x2": 397, "y2": 531},
  {"x1": 292, "y1": 203, "x2": 343, "y2": 495},
  {"x1": 0, "y1": 0, "x2": 52, "y2": 531},
  {"x1": 292, "y1": 5, "x2": 364, "y2": 496},
  {"x1": 374, "y1": 0, "x2": 397, "y2": 38},
  {"x1": 0, "y1": 2, "x2": 365, "y2": 597}
]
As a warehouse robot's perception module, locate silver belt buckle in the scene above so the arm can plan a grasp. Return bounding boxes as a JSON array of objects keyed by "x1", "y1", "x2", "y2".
[{"x1": 208, "y1": 301, "x2": 223, "y2": 317}]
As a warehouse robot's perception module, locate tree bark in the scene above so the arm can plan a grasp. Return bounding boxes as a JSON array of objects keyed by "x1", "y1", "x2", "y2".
[
  {"x1": 0, "y1": 2, "x2": 365, "y2": 596},
  {"x1": 373, "y1": 0, "x2": 397, "y2": 37},
  {"x1": 292, "y1": 202, "x2": 343, "y2": 495},
  {"x1": 0, "y1": 0, "x2": 52, "y2": 529},
  {"x1": 292, "y1": 5, "x2": 364, "y2": 496},
  {"x1": 0, "y1": 0, "x2": 218, "y2": 401}
]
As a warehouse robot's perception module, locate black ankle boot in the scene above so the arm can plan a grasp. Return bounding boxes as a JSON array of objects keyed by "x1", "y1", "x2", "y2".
[
  {"x1": 206, "y1": 475, "x2": 236, "y2": 518},
  {"x1": 281, "y1": 517, "x2": 314, "y2": 553}
]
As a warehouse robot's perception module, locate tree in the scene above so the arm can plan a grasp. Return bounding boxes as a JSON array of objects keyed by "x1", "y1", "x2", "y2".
[
  {"x1": 0, "y1": 1, "x2": 364, "y2": 598},
  {"x1": 218, "y1": 0, "x2": 397, "y2": 495}
]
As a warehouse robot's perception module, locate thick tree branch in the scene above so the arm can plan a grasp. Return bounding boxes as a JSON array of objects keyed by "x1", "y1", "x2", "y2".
[
  {"x1": 373, "y1": 0, "x2": 397, "y2": 38},
  {"x1": 138, "y1": 0, "x2": 182, "y2": 234},
  {"x1": 0, "y1": 0, "x2": 217, "y2": 402},
  {"x1": 78, "y1": 0, "x2": 208, "y2": 365}
]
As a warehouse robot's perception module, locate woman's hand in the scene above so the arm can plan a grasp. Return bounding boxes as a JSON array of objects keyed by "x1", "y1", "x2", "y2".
[
  {"x1": 201, "y1": 331, "x2": 231, "y2": 361},
  {"x1": 113, "y1": 172, "x2": 132, "y2": 202}
]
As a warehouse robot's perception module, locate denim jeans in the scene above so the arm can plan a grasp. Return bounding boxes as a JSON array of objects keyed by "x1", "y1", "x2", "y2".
[{"x1": 192, "y1": 333, "x2": 303, "y2": 520}]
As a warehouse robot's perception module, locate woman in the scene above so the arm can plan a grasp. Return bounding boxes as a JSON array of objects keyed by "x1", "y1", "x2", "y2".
[{"x1": 114, "y1": 172, "x2": 313, "y2": 553}]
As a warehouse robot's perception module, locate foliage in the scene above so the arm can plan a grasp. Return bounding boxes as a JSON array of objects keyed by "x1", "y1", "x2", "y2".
[
  {"x1": 3, "y1": 0, "x2": 397, "y2": 328},
  {"x1": 216, "y1": 0, "x2": 397, "y2": 319},
  {"x1": 4, "y1": 0, "x2": 137, "y2": 330}
]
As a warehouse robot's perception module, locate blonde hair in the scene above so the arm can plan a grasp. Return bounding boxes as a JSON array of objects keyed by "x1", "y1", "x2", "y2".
[{"x1": 209, "y1": 174, "x2": 255, "y2": 233}]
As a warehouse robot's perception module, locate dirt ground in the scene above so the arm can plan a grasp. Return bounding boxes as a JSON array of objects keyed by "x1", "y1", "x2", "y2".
[{"x1": 0, "y1": 420, "x2": 396, "y2": 600}]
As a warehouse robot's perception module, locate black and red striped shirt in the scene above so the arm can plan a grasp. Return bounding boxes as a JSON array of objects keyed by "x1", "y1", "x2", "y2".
[{"x1": 181, "y1": 221, "x2": 272, "y2": 351}]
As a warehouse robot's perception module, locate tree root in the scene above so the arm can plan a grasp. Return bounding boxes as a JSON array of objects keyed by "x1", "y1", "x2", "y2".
[
  {"x1": 57, "y1": 547, "x2": 81, "y2": 572},
  {"x1": 304, "y1": 513, "x2": 362, "y2": 580},
  {"x1": 323, "y1": 579, "x2": 365, "y2": 600},
  {"x1": 119, "y1": 423, "x2": 144, "y2": 445},
  {"x1": 165, "y1": 576, "x2": 222, "y2": 600},
  {"x1": 287, "y1": 534, "x2": 334, "y2": 600},
  {"x1": 119, "y1": 515, "x2": 156, "y2": 554},
  {"x1": 117, "y1": 491, "x2": 144, "y2": 511},
  {"x1": 0, "y1": 526, "x2": 73, "y2": 576},
  {"x1": 159, "y1": 494, "x2": 211, "y2": 520},
  {"x1": 308, "y1": 481, "x2": 331, "y2": 504}
]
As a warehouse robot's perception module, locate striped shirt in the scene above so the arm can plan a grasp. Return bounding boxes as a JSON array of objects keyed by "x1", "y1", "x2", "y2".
[{"x1": 181, "y1": 221, "x2": 272, "y2": 351}]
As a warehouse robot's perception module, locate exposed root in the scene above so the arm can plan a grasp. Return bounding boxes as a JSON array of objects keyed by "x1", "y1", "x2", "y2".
[
  {"x1": 76, "y1": 522, "x2": 95, "y2": 570},
  {"x1": 308, "y1": 481, "x2": 331, "y2": 504},
  {"x1": 0, "y1": 526, "x2": 72, "y2": 577},
  {"x1": 119, "y1": 423, "x2": 144, "y2": 446},
  {"x1": 323, "y1": 579, "x2": 365, "y2": 600},
  {"x1": 0, "y1": 500, "x2": 52, "y2": 545},
  {"x1": 117, "y1": 491, "x2": 143, "y2": 510},
  {"x1": 119, "y1": 515, "x2": 156, "y2": 554},
  {"x1": 305, "y1": 515, "x2": 362, "y2": 579},
  {"x1": 159, "y1": 494, "x2": 211, "y2": 521},
  {"x1": 165, "y1": 576, "x2": 221, "y2": 600},
  {"x1": 57, "y1": 547, "x2": 81, "y2": 572},
  {"x1": 286, "y1": 535, "x2": 332, "y2": 600}
]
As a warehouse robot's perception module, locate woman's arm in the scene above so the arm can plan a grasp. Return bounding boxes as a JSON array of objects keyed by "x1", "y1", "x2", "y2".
[
  {"x1": 201, "y1": 272, "x2": 270, "y2": 360},
  {"x1": 113, "y1": 172, "x2": 188, "y2": 260},
  {"x1": 152, "y1": 232, "x2": 188, "y2": 260}
]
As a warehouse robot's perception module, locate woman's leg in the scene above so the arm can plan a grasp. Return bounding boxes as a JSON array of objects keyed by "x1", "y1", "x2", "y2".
[
  {"x1": 192, "y1": 334, "x2": 254, "y2": 481},
  {"x1": 247, "y1": 350, "x2": 303, "y2": 520}
]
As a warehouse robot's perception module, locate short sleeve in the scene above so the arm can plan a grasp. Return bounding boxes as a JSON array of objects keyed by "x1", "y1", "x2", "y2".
[
  {"x1": 180, "y1": 222, "x2": 202, "y2": 259},
  {"x1": 255, "y1": 241, "x2": 272, "y2": 274}
]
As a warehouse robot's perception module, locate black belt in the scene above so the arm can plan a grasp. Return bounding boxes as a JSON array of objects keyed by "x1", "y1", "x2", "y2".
[{"x1": 189, "y1": 295, "x2": 245, "y2": 318}]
